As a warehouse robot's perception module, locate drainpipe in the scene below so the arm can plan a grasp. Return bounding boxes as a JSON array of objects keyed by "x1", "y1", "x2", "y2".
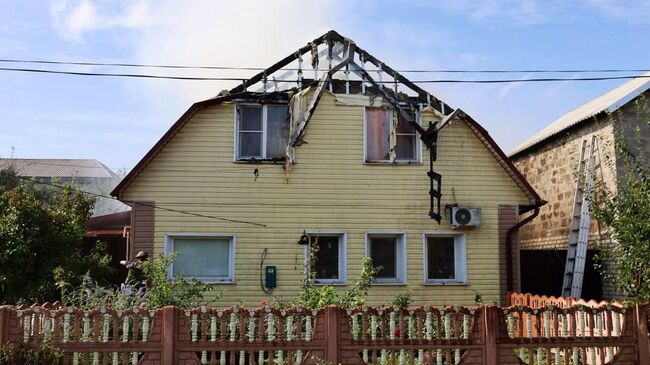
[{"x1": 506, "y1": 201, "x2": 546, "y2": 293}]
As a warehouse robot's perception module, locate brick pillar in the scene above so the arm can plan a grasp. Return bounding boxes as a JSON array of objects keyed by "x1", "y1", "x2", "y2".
[
  {"x1": 161, "y1": 306, "x2": 177, "y2": 365},
  {"x1": 0, "y1": 306, "x2": 9, "y2": 346},
  {"x1": 323, "y1": 305, "x2": 339, "y2": 364},
  {"x1": 636, "y1": 304, "x2": 650, "y2": 365},
  {"x1": 483, "y1": 306, "x2": 499, "y2": 365}
]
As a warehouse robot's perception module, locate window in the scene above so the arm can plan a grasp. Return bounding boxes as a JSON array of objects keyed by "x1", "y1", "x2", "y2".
[
  {"x1": 164, "y1": 233, "x2": 235, "y2": 283},
  {"x1": 236, "y1": 104, "x2": 289, "y2": 160},
  {"x1": 423, "y1": 233, "x2": 467, "y2": 284},
  {"x1": 365, "y1": 232, "x2": 406, "y2": 284},
  {"x1": 364, "y1": 107, "x2": 419, "y2": 163},
  {"x1": 305, "y1": 232, "x2": 347, "y2": 284}
]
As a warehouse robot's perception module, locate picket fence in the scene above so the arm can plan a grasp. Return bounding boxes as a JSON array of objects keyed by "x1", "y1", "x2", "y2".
[{"x1": 0, "y1": 301, "x2": 648, "y2": 365}]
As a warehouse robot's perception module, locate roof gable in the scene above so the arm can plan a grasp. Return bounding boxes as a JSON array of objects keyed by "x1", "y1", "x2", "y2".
[
  {"x1": 509, "y1": 71, "x2": 650, "y2": 157},
  {"x1": 112, "y1": 31, "x2": 541, "y2": 207}
]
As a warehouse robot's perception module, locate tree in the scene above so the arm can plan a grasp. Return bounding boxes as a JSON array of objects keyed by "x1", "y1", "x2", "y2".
[
  {"x1": 591, "y1": 98, "x2": 650, "y2": 303},
  {"x1": 0, "y1": 169, "x2": 112, "y2": 303}
]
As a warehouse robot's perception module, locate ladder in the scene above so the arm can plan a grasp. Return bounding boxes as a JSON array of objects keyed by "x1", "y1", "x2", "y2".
[{"x1": 562, "y1": 136, "x2": 600, "y2": 298}]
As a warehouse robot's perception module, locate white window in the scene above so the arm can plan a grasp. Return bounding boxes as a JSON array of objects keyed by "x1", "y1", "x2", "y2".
[
  {"x1": 236, "y1": 104, "x2": 289, "y2": 160},
  {"x1": 305, "y1": 231, "x2": 347, "y2": 284},
  {"x1": 164, "y1": 233, "x2": 236, "y2": 283},
  {"x1": 364, "y1": 107, "x2": 420, "y2": 163},
  {"x1": 365, "y1": 232, "x2": 407, "y2": 284},
  {"x1": 423, "y1": 233, "x2": 467, "y2": 284}
]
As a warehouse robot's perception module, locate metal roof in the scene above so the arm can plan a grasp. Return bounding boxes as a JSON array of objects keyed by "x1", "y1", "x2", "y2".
[
  {"x1": 0, "y1": 158, "x2": 116, "y2": 178},
  {"x1": 509, "y1": 72, "x2": 650, "y2": 157}
]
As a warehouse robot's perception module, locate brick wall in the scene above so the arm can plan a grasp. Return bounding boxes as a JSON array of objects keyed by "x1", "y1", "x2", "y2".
[{"x1": 511, "y1": 118, "x2": 617, "y2": 250}]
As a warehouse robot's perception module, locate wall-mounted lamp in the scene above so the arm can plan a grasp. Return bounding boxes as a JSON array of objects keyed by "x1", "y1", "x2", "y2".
[{"x1": 297, "y1": 231, "x2": 309, "y2": 245}]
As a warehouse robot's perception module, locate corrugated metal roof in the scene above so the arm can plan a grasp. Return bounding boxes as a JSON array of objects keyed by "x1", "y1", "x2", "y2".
[
  {"x1": 0, "y1": 158, "x2": 116, "y2": 178},
  {"x1": 509, "y1": 72, "x2": 650, "y2": 157}
]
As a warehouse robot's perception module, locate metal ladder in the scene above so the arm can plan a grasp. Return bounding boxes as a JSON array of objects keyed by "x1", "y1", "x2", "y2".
[{"x1": 561, "y1": 135, "x2": 600, "y2": 298}]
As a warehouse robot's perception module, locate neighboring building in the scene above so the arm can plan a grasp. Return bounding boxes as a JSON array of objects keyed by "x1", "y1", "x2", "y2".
[
  {"x1": 509, "y1": 73, "x2": 650, "y2": 299},
  {"x1": 111, "y1": 31, "x2": 543, "y2": 307},
  {"x1": 0, "y1": 158, "x2": 129, "y2": 216}
]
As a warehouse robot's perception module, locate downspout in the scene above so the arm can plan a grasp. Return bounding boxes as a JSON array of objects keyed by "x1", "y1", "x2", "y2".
[{"x1": 506, "y1": 201, "x2": 546, "y2": 293}]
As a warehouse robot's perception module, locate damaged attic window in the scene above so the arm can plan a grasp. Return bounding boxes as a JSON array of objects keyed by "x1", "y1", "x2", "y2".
[
  {"x1": 236, "y1": 104, "x2": 289, "y2": 161},
  {"x1": 364, "y1": 107, "x2": 419, "y2": 163}
]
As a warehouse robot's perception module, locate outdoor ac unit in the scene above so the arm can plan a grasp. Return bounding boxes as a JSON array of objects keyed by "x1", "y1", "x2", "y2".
[{"x1": 451, "y1": 207, "x2": 481, "y2": 228}]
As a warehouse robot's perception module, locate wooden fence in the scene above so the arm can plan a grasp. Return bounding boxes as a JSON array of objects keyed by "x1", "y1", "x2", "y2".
[{"x1": 0, "y1": 303, "x2": 648, "y2": 365}]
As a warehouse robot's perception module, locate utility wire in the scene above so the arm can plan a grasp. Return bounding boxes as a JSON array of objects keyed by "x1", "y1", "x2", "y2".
[
  {"x1": 1, "y1": 58, "x2": 649, "y2": 74},
  {"x1": 13, "y1": 175, "x2": 267, "y2": 227},
  {"x1": 1, "y1": 66, "x2": 650, "y2": 84}
]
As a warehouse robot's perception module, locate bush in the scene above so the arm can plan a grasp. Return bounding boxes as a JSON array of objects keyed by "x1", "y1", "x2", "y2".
[{"x1": 60, "y1": 253, "x2": 221, "y2": 309}]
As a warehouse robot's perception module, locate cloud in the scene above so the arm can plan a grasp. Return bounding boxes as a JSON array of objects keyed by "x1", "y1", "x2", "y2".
[
  {"x1": 584, "y1": 0, "x2": 650, "y2": 23},
  {"x1": 435, "y1": 0, "x2": 554, "y2": 25},
  {"x1": 50, "y1": 0, "x2": 154, "y2": 42}
]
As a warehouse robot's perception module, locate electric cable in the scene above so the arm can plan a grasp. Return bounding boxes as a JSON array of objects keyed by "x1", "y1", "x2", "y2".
[{"x1": 12, "y1": 175, "x2": 267, "y2": 227}]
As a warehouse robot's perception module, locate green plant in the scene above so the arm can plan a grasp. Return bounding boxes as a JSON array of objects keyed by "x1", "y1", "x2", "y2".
[
  {"x1": 0, "y1": 342, "x2": 63, "y2": 365},
  {"x1": 59, "y1": 253, "x2": 222, "y2": 309},
  {"x1": 589, "y1": 99, "x2": 650, "y2": 303},
  {"x1": 0, "y1": 169, "x2": 113, "y2": 304},
  {"x1": 473, "y1": 289, "x2": 483, "y2": 305},
  {"x1": 141, "y1": 253, "x2": 222, "y2": 309},
  {"x1": 295, "y1": 256, "x2": 378, "y2": 309},
  {"x1": 391, "y1": 287, "x2": 413, "y2": 308}
]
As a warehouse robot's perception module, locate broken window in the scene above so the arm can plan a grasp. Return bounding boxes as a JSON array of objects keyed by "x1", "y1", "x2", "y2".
[
  {"x1": 365, "y1": 107, "x2": 419, "y2": 163},
  {"x1": 236, "y1": 104, "x2": 289, "y2": 160},
  {"x1": 306, "y1": 233, "x2": 347, "y2": 284},
  {"x1": 424, "y1": 234, "x2": 467, "y2": 284},
  {"x1": 366, "y1": 233, "x2": 406, "y2": 284}
]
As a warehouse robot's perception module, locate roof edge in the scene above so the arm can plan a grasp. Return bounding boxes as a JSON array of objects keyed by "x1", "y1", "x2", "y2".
[{"x1": 452, "y1": 109, "x2": 543, "y2": 206}]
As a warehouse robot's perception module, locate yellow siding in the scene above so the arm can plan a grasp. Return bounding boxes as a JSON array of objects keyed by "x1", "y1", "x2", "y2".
[{"x1": 122, "y1": 93, "x2": 530, "y2": 307}]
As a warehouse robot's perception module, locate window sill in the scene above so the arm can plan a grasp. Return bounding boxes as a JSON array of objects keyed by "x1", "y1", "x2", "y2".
[
  {"x1": 234, "y1": 158, "x2": 286, "y2": 164},
  {"x1": 313, "y1": 281, "x2": 348, "y2": 286},
  {"x1": 422, "y1": 281, "x2": 469, "y2": 286},
  {"x1": 364, "y1": 161, "x2": 422, "y2": 165},
  {"x1": 371, "y1": 281, "x2": 408, "y2": 286}
]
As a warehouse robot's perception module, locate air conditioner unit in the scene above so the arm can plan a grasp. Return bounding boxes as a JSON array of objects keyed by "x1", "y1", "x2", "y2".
[{"x1": 451, "y1": 207, "x2": 481, "y2": 228}]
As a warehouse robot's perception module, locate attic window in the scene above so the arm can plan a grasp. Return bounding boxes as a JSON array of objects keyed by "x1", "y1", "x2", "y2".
[
  {"x1": 236, "y1": 104, "x2": 289, "y2": 161},
  {"x1": 365, "y1": 107, "x2": 419, "y2": 163}
]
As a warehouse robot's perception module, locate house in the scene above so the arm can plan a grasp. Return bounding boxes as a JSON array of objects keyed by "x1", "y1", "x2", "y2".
[
  {"x1": 509, "y1": 73, "x2": 650, "y2": 299},
  {"x1": 0, "y1": 158, "x2": 129, "y2": 216},
  {"x1": 111, "y1": 30, "x2": 543, "y2": 307}
]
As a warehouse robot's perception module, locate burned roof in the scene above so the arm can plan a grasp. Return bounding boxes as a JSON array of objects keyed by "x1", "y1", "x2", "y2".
[{"x1": 111, "y1": 30, "x2": 541, "y2": 208}]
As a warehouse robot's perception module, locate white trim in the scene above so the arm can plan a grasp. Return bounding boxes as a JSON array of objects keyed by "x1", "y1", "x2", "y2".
[
  {"x1": 164, "y1": 232, "x2": 236, "y2": 284},
  {"x1": 364, "y1": 231, "x2": 407, "y2": 285},
  {"x1": 304, "y1": 230, "x2": 348, "y2": 285},
  {"x1": 363, "y1": 107, "x2": 422, "y2": 164},
  {"x1": 422, "y1": 231, "x2": 467, "y2": 285},
  {"x1": 234, "y1": 103, "x2": 289, "y2": 161}
]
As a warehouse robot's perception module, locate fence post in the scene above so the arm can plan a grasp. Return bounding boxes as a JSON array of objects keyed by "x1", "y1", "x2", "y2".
[
  {"x1": 483, "y1": 306, "x2": 499, "y2": 365},
  {"x1": 0, "y1": 306, "x2": 8, "y2": 346},
  {"x1": 635, "y1": 304, "x2": 650, "y2": 365},
  {"x1": 323, "y1": 305, "x2": 339, "y2": 364},
  {"x1": 161, "y1": 306, "x2": 177, "y2": 365}
]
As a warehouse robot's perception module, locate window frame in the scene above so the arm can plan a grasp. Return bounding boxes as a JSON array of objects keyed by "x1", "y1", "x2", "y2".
[
  {"x1": 164, "y1": 232, "x2": 236, "y2": 284},
  {"x1": 233, "y1": 102, "x2": 289, "y2": 162},
  {"x1": 422, "y1": 232, "x2": 467, "y2": 285},
  {"x1": 363, "y1": 107, "x2": 422, "y2": 164},
  {"x1": 303, "y1": 230, "x2": 348, "y2": 285},
  {"x1": 364, "y1": 231, "x2": 407, "y2": 285}
]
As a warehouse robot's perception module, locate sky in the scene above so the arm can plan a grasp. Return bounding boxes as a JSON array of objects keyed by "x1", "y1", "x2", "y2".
[{"x1": 1, "y1": 0, "x2": 650, "y2": 171}]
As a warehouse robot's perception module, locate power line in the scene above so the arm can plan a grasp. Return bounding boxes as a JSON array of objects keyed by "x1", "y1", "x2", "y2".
[
  {"x1": 1, "y1": 58, "x2": 649, "y2": 74},
  {"x1": 1, "y1": 66, "x2": 650, "y2": 84},
  {"x1": 13, "y1": 175, "x2": 267, "y2": 227}
]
